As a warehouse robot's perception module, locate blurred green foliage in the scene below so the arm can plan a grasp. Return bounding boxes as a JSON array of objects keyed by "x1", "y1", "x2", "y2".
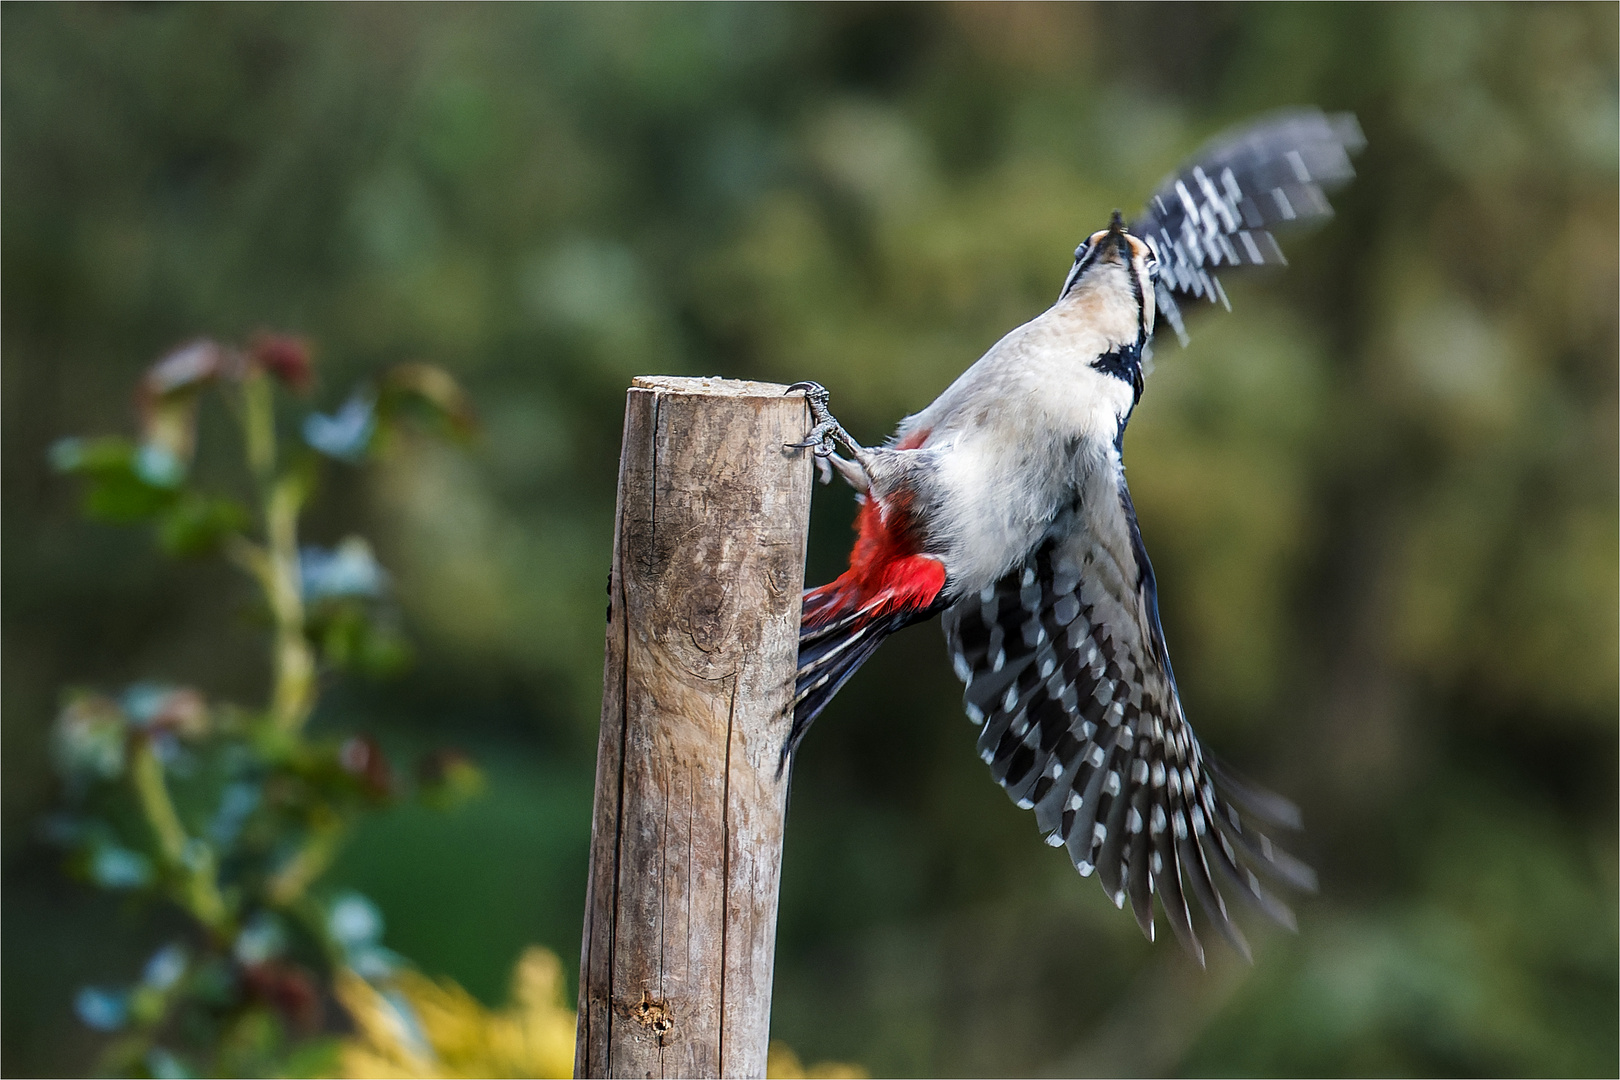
[
  {"x1": 35, "y1": 334, "x2": 484, "y2": 1077},
  {"x1": 3, "y1": 4, "x2": 1614, "y2": 1077}
]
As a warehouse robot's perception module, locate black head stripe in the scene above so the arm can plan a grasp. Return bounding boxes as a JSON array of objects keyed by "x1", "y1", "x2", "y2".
[{"x1": 1059, "y1": 230, "x2": 1108, "y2": 299}]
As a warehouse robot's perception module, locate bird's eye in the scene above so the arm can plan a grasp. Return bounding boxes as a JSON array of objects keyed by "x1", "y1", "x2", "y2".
[{"x1": 1073, "y1": 242, "x2": 1089, "y2": 262}]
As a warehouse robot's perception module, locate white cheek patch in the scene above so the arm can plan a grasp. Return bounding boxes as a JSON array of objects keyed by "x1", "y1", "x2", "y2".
[{"x1": 1137, "y1": 263, "x2": 1157, "y2": 338}]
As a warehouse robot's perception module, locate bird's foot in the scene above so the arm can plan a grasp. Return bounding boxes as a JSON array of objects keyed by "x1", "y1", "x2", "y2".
[{"x1": 785, "y1": 381, "x2": 862, "y2": 461}]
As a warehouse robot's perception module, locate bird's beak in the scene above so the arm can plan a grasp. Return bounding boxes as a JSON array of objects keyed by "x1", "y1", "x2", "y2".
[
  {"x1": 1059, "y1": 211, "x2": 1130, "y2": 300},
  {"x1": 1106, "y1": 210, "x2": 1129, "y2": 255}
]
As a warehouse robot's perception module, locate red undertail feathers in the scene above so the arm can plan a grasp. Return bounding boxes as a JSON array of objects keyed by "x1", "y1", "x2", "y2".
[{"x1": 802, "y1": 493, "x2": 946, "y2": 628}]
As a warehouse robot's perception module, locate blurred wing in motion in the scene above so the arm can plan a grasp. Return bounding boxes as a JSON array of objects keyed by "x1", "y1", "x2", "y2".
[
  {"x1": 942, "y1": 490, "x2": 1316, "y2": 963},
  {"x1": 1132, "y1": 108, "x2": 1364, "y2": 343}
]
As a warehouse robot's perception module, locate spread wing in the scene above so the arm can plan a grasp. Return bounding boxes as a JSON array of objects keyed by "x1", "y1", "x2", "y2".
[
  {"x1": 941, "y1": 478, "x2": 1315, "y2": 963},
  {"x1": 1132, "y1": 108, "x2": 1364, "y2": 343}
]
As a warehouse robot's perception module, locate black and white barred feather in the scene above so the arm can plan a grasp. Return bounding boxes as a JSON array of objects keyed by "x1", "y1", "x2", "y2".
[
  {"x1": 942, "y1": 534, "x2": 1317, "y2": 963},
  {"x1": 1131, "y1": 109, "x2": 1364, "y2": 344}
]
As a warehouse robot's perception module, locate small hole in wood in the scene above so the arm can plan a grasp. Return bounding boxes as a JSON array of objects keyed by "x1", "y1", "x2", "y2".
[{"x1": 628, "y1": 990, "x2": 674, "y2": 1039}]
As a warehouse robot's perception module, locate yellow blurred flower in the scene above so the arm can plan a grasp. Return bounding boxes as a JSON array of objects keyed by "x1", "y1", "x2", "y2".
[
  {"x1": 333, "y1": 947, "x2": 864, "y2": 1080},
  {"x1": 766, "y1": 1040, "x2": 867, "y2": 1079},
  {"x1": 333, "y1": 948, "x2": 575, "y2": 1079}
]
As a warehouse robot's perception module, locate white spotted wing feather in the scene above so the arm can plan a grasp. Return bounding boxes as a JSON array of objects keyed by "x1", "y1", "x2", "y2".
[{"x1": 941, "y1": 498, "x2": 1316, "y2": 963}]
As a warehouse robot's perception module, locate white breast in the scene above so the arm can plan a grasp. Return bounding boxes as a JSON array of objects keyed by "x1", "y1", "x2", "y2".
[{"x1": 905, "y1": 296, "x2": 1140, "y2": 597}]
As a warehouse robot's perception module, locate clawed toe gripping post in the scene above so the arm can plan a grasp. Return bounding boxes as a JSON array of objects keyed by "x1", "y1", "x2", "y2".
[
  {"x1": 785, "y1": 380, "x2": 855, "y2": 457},
  {"x1": 785, "y1": 381, "x2": 867, "y2": 487}
]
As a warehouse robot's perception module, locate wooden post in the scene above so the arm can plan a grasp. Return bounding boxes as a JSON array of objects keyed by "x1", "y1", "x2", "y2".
[{"x1": 576, "y1": 376, "x2": 813, "y2": 1079}]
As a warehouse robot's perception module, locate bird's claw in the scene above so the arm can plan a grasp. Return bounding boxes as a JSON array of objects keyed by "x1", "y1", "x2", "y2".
[
  {"x1": 785, "y1": 380, "x2": 831, "y2": 408},
  {"x1": 784, "y1": 380, "x2": 851, "y2": 460},
  {"x1": 790, "y1": 420, "x2": 841, "y2": 457}
]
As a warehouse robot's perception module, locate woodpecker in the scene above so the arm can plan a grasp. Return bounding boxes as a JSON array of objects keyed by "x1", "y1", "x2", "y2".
[{"x1": 786, "y1": 109, "x2": 1362, "y2": 963}]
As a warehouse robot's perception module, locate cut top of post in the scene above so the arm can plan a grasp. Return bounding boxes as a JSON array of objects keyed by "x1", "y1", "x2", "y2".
[{"x1": 631, "y1": 375, "x2": 794, "y2": 398}]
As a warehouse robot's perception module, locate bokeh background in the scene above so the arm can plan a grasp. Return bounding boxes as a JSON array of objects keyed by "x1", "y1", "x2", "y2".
[{"x1": 4, "y1": 3, "x2": 1616, "y2": 1076}]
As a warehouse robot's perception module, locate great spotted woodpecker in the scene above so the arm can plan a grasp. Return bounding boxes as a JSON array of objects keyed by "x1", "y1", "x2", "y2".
[{"x1": 786, "y1": 109, "x2": 1362, "y2": 962}]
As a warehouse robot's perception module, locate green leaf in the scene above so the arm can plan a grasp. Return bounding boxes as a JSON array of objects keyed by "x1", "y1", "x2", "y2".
[
  {"x1": 375, "y1": 363, "x2": 477, "y2": 446},
  {"x1": 52, "y1": 436, "x2": 186, "y2": 522},
  {"x1": 313, "y1": 605, "x2": 413, "y2": 678},
  {"x1": 417, "y1": 749, "x2": 485, "y2": 810},
  {"x1": 276, "y1": 1036, "x2": 343, "y2": 1079},
  {"x1": 158, "y1": 494, "x2": 250, "y2": 558},
  {"x1": 50, "y1": 435, "x2": 135, "y2": 475},
  {"x1": 85, "y1": 471, "x2": 180, "y2": 523}
]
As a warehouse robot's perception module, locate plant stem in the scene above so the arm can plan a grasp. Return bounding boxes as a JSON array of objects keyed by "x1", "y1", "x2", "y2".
[
  {"x1": 266, "y1": 810, "x2": 345, "y2": 908},
  {"x1": 234, "y1": 372, "x2": 318, "y2": 736},
  {"x1": 265, "y1": 476, "x2": 316, "y2": 735},
  {"x1": 130, "y1": 740, "x2": 187, "y2": 863},
  {"x1": 243, "y1": 371, "x2": 276, "y2": 482},
  {"x1": 130, "y1": 739, "x2": 230, "y2": 935}
]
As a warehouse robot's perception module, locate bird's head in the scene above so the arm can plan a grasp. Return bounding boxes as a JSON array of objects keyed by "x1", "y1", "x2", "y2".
[{"x1": 1058, "y1": 210, "x2": 1159, "y2": 347}]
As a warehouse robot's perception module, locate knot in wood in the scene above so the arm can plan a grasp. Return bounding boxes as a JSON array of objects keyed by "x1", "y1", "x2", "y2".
[{"x1": 679, "y1": 580, "x2": 729, "y2": 653}]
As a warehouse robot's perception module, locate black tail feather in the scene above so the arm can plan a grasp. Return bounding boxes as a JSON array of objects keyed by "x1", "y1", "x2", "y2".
[{"x1": 782, "y1": 598, "x2": 945, "y2": 774}]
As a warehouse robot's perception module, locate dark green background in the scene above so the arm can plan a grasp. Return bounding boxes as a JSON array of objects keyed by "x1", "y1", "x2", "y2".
[{"x1": 4, "y1": 4, "x2": 1615, "y2": 1076}]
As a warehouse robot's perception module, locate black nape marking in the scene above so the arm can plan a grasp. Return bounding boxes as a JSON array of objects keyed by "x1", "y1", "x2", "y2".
[{"x1": 1091, "y1": 341, "x2": 1145, "y2": 409}]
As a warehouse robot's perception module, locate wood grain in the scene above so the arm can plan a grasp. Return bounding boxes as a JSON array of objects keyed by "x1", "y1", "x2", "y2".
[{"x1": 577, "y1": 377, "x2": 813, "y2": 1079}]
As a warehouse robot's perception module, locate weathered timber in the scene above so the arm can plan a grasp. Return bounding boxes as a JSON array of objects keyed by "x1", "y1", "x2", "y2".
[{"x1": 576, "y1": 376, "x2": 813, "y2": 1079}]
